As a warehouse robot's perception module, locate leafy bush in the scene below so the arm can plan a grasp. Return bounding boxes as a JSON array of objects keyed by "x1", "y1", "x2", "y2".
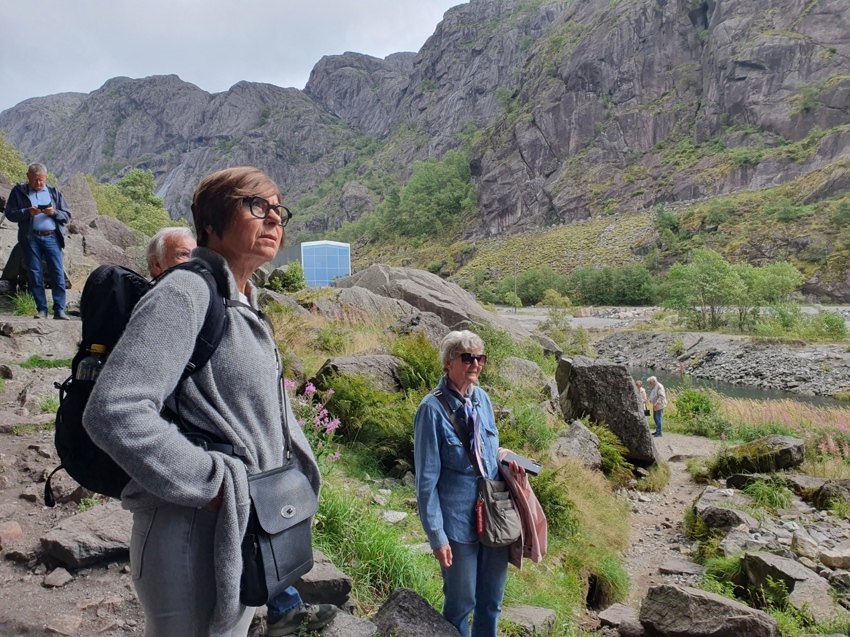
[
  {"x1": 87, "y1": 170, "x2": 179, "y2": 236},
  {"x1": 675, "y1": 388, "x2": 715, "y2": 419},
  {"x1": 531, "y1": 469, "x2": 580, "y2": 538},
  {"x1": 392, "y1": 333, "x2": 443, "y2": 391},
  {"x1": 539, "y1": 289, "x2": 571, "y2": 308},
  {"x1": 269, "y1": 261, "x2": 307, "y2": 293},
  {"x1": 667, "y1": 335, "x2": 686, "y2": 356},
  {"x1": 0, "y1": 132, "x2": 28, "y2": 183},
  {"x1": 323, "y1": 374, "x2": 417, "y2": 469},
  {"x1": 315, "y1": 325, "x2": 347, "y2": 354},
  {"x1": 586, "y1": 423, "x2": 634, "y2": 486}
]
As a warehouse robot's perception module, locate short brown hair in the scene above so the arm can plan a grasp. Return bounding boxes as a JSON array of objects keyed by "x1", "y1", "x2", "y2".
[{"x1": 191, "y1": 167, "x2": 280, "y2": 247}]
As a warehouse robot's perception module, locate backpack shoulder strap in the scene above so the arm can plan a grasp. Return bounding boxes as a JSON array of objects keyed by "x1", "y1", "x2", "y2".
[{"x1": 431, "y1": 388, "x2": 481, "y2": 478}]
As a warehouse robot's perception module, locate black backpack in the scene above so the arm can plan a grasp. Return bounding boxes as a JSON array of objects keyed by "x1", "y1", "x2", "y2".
[{"x1": 44, "y1": 259, "x2": 233, "y2": 506}]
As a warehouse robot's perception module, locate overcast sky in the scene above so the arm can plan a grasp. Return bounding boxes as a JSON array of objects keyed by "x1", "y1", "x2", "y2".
[{"x1": 0, "y1": 0, "x2": 466, "y2": 113}]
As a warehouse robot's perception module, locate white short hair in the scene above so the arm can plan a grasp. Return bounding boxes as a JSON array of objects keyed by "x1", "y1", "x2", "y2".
[
  {"x1": 439, "y1": 330, "x2": 485, "y2": 369},
  {"x1": 647, "y1": 376, "x2": 657, "y2": 384},
  {"x1": 27, "y1": 163, "x2": 47, "y2": 175},
  {"x1": 147, "y1": 227, "x2": 195, "y2": 263}
]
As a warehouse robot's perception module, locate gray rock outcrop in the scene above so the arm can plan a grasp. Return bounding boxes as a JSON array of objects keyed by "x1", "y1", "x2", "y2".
[
  {"x1": 813, "y1": 479, "x2": 850, "y2": 511},
  {"x1": 556, "y1": 356, "x2": 657, "y2": 464},
  {"x1": 309, "y1": 355, "x2": 404, "y2": 394},
  {"x1": 639, "y1": 584, "x2": 778, "y2": 637},
  {"x1": 40, "y1": 501, "x2": 133, "y2": 568},
  {"x1": 552, "y1": 421, "x2": 602, "y2": 471},
  {"x1": 711, "y1": 436, "x2": 805, "y2": 478},
  {"x1": 371, "y1": 588, "x2": 460, "y2": 637},
  {"x1": 693, "y1": 486, "x2": 760, "y2": 531},
  {"x1": 335, "y1": 264, "x2": 530, "y2": 340},
  {"x1": 742, "y1": 551, "x2": 840, "y2": 624}
]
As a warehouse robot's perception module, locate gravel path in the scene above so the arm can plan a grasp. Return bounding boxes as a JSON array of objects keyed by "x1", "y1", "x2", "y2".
[{"x1": 621, "y1": 433, "x2": 720, "y2": 606}]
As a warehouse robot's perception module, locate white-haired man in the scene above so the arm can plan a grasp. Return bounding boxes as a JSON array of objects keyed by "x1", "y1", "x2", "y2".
[
  {"x1": 647, "y1": 376, "x2": 667, "y2": 437},
  {"x1": 146, "y1": 227, "x2": 196, "y2": 278}
]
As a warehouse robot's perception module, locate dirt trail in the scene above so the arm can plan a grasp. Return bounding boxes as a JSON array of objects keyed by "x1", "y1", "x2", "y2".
[{"x1": 622, "y1": 433, "x2": 720, "y2": 606}]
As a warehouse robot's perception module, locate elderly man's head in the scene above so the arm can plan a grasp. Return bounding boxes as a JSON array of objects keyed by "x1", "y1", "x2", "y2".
[
  {"x1": 27, "y1": 163, "x2": 47, "y2": 191},
  {"x1": 147, "y1": 227, "x2": 196, "y2": 278},
  {"x1": 647, "y1": 376, "x2": 657, "y2": 387}
]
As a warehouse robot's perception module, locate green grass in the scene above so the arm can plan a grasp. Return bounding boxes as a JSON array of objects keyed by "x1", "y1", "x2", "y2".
[
  {"x1": 38, "y1": 394, "x2": 60, "y2": 414},
  {"x1": 78, "y1": 498, "x2": 99, "y2": 512},
  {"x1": 742, "y1": 477, "x2": 793, "y2": 514},
  {"x1": 637, "y1": 462, "x2": 671, "y2": 492},
  {"x1": 12, "y1": 292, "x2": 37, "y2": 317},
  {"x1": 19, "y1": 355, "x2": 73, "y2": 369}
]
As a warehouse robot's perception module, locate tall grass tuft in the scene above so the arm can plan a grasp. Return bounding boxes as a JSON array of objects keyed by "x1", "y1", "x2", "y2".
[
  {"x1": 13, "y1": 292, "x2": 37, "y2": 317},
  {"x1": 312, "y1": 484, "x2": 443, "y2": 612},
  {"x1": 392, "y1": 333, "x2": 443, "y2": 391},
  {"x1": 742, "y1": 477, "x2": 793, "y2": 513},
  {"x1": 586, "y1": 423, "x2": 635, "y2": 486}
]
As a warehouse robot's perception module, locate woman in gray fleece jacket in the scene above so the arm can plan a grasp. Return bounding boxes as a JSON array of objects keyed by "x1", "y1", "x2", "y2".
[{"x1": 83, "y1": 167, "x2": 321, "y2": 636}]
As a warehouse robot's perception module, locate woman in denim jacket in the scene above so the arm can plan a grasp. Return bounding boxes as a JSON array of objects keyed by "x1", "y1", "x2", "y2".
[{"x1": 413, "y1": 330, "x2": 514, "y2": 637}]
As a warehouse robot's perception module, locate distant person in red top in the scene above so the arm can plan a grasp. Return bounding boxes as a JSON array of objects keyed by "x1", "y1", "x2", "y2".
[
  {"x1": 147, "y1": 227, "x2": 196, "y2": 278},
  {"x1": 5, "y1": 163, "x2": 72, "y2": 319}
]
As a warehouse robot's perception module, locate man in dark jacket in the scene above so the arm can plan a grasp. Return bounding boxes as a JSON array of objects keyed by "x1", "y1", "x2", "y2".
[{"x1": 5, "y1": 163, "x2": 72, "y2": 319}]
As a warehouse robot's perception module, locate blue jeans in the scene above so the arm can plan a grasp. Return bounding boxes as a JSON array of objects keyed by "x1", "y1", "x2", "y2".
[
  {"x1": 24, "y1": 233, "x2": 66, "y2": 314},
  {"x1": 266, "y1": 587, "x2": 302, "y2": 623},
  {"x1": 653, "y1": 408, "x2": 664, "y2": 435},
  {"x1": 441, "y1": 540, "x2": 510, "y2": 637}
]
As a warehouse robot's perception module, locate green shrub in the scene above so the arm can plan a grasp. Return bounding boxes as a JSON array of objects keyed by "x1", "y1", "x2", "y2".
[
  {"x1": 87, "y1": 170, "x2": 178, "y2": 236},
  {"x1": 392, "y1": 333, "x2": 443, "y2": 392},
  {"x1": 0, "y1": 132, "x2": 28, "y2": 183},
  {"x1": 269, "y1": 261, "x2": 307, "y2": 293},
  {"x1": 587, "y1": 423, "x2": 634, "y2": 486},
  {"x1": 675, "y1": 388, "x2": 715, "y2": 419},
  {"x1": 323, "y1": 374, "x2": 417, "y2": 469},
  {"x1": 531, "y1": 470, "x2": 580, "y2": 538},
  {"x1": 315, "y1": 325, "x2": 347, "y2": 354},
  {"x1": 667, "y1": 335, "x2": 686, "y2": 356}
]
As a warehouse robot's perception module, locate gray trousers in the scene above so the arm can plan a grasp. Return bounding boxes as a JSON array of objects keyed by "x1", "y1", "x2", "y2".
[{"x1": 131, "y1": 503, "x2": 254, "y2": 637}]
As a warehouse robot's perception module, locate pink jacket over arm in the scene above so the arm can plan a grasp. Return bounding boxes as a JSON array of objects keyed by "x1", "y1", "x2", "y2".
[{"x1": 498, "y1": 448, "x2": 548, "y2": 569}]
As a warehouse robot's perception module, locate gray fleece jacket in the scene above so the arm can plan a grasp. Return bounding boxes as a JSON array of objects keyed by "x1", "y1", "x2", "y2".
[{"x1": 83, "y1": 248, "x2": 320, "y2": 634}]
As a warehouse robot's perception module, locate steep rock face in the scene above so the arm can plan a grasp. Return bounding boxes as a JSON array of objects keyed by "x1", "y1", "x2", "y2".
[
  {"x1": 1, "y1": 0, "x2": 848, "y2": 247},
  {"x1": 471, "y1": 0, "x2": 850, "y2": 236},
  {"x1": 0, "y1": 92, "x2": 86, "y2": 154},
  {"x1": 304, "y1": 52, "x2": 412, "y2": 137},
  {"x1": 1, "y1": 75, "x2": 363, "y2": 221}
]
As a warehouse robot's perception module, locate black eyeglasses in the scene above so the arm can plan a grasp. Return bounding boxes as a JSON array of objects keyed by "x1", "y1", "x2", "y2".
[
  {"x1": 243, "y1": 196, "x2": 292, "y2": 228},
  {"x1": 459, "y1": 353, "x2": 487, "y2": 365}
]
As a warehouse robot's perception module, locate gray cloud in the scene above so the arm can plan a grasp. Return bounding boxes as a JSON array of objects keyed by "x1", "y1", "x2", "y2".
[{"x1": 0, "y1": 0, "x2": 465, "y2": 112}]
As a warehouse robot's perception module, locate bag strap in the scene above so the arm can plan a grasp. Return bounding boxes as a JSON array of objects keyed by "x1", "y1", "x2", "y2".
[{"x1": 431, "y1": 387, "x2": 483, "y2": 479}]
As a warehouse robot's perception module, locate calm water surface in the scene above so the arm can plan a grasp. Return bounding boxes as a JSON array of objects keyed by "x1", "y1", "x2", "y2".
[{"x1": 628, "y1": 366, "x2": 845, "y2": 409}]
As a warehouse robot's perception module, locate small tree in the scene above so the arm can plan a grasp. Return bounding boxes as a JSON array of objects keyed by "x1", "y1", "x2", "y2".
[
  {"x1": 279, "y1": 261, "x2": 307, "y2": 293},
  {"x1": 664, "y1": 249, "x2": 739, "y2": 329}
]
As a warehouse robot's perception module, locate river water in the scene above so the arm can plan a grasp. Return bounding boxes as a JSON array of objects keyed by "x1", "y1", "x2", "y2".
[{"x1": 628, "y1": 366, "x2": 844, "y2": 408}]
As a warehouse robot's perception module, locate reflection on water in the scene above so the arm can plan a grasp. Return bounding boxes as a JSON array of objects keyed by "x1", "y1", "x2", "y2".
[{"x1": 628, "y1": 366, "x2": 843, "y2": 408}]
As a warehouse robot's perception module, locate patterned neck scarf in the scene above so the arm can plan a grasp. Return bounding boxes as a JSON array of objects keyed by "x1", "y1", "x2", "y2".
[{"x1": 448, "y1": 379, "x2": 485, "y2": 476}]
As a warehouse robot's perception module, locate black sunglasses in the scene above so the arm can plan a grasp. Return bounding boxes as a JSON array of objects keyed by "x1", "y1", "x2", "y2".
[
  {"x1": 459, "y1": 353, "x2": 487, "y2": 365},
  {"x1": 243, "y1": 196, "x2": 292, "y2": 227}
]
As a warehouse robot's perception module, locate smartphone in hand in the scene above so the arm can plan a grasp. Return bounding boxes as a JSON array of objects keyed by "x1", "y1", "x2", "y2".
[
  {"x1": 37, "y1": 204, "x2": 51, "y2": 210},
  {"x1": 501, "y1": 452, "x2": 543, "y2": 476}
]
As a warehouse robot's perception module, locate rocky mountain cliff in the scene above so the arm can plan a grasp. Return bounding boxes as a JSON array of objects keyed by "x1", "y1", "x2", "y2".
[{"x1": 1, "y1": 0, "x2": 848, "y2": 244}]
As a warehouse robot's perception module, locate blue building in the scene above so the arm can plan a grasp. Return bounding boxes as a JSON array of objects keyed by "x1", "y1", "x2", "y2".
[{"x1": 300, "y1": 240, "x2": 351, "y2": 287}]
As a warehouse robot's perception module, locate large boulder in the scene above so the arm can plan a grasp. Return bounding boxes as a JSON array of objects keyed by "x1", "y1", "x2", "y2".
[
  {"x1": 301, "y1": 287, "x2": 419, "y2": 323},
  {"x1": 552, "y1": 421, "x2": 602, "y2": 471},
  {"x1": 371, "y1": 588, "x2": 460, "y2": 637},
  {"x1": 639, "y1": 584, "x2": 778, "y2": 637},
  {"x1": 555, "y1": 356, "x2": 657, "y2": 464},
  {"x1": 390, "y1": 311, "x2": 451, "y2": 348},
  {"x1": 295, "y1": 549, "x2": 353, "y2": 608},
  {"x1": 334, "y1": 264, "x2": 530, "y2": 340},
  {"x1": 710, "y1": 436, "x2": 805, "y2": 479},
  {"x1": 309, "y1": 355, "x2": 404, "y2": 394},
  {"x1": 742, "y1": 551, "x2": 840, "y2": 624},
  {"x1": 40, "y1": 501, "x2": 133, "y2": 568}
]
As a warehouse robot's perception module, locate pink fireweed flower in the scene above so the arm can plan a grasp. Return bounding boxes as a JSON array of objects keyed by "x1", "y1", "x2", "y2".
[
  {"x1": 284, "y1": 379, "x2": 296, "y2": 390},
  {"x1": 328, "y1": 453, "x2": 341, "y2": 461},
  {"x1": 298, "y1": 419, "x2": 306, "y2": 427},
  {"x1": 325, "y1": 389, "x2": 335, "y2": 396},
  {"x1": 720, "y1": 433, "x2": 726, "y2": 441},
  {"x1": 326, "y1": 419, "x2": 340, "y2": 434},
  {"x1": 304, "y1": 383, "x2": 317, "y2": 396}
]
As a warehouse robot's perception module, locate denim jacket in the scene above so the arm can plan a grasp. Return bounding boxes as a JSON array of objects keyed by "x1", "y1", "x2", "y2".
[{"x1": 414, "y1": 376, "x2": 501, "y2": 549}]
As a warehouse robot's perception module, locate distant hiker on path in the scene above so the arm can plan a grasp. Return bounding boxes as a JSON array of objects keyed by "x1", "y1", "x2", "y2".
[
  {"x1": 5, "y1": 163, "x2": 71, "y2": 319},
  {"x1": 146, "y1": 227, "x2": 196, "y2": 278},
  {"x1": 648, "y1": 376, "x2": 667, "y2": 437},
  {"x1": 636, "y1": 379, "x2": 649, "y2": 416}
]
